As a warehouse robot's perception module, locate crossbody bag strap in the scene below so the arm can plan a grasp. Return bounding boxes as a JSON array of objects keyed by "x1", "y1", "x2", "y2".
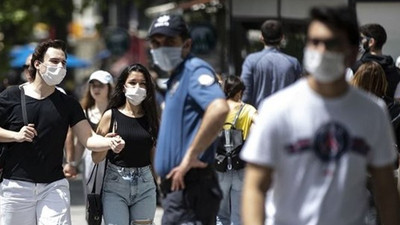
[
  {"x1": 18, "y1": 84, "x2": 28, "y2": 125},
  {"x1": 87, "y1": 164, "x2": 99, "y2": 193},
  {"x1": 231, "y1": 103, "x2": 245, "y2": 129}
]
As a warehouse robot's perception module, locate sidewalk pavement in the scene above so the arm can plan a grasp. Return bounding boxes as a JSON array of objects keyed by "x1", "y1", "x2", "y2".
[{"x1": 69, "y1": 176, "x2": 163, "y2": 225}]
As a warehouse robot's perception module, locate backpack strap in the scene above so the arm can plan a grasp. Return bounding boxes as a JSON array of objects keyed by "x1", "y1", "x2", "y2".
[
  {"x1": 18, "y1": 84, "x2": 28, "y2": 125},
  {"x1": 231, "y1": 104, "x2": 245, "y2": 129}
]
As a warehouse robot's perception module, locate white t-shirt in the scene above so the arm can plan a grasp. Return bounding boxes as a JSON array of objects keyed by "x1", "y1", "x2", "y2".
[{"x1": 241, "y1": 78, "x2": 397, "y2": 225}]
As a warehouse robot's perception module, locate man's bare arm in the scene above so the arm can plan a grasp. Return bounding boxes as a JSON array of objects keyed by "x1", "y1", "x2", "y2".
[
  {"x1": 242, "y1": 163, "x2": 273, "y2": 225},
  {"x1": 167, "y1": 98, "x2": 229, "y2": 190}
]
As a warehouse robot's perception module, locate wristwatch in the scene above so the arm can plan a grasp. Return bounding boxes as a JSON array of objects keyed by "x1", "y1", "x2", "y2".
[{"x1": 66, "y1": 161, "x2": 78, "y2": 167}]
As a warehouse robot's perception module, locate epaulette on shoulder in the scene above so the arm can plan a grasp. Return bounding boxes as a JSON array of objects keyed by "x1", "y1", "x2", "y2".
[{"x1": 186, "y1": 57, "x2": 214, "y2": 72}]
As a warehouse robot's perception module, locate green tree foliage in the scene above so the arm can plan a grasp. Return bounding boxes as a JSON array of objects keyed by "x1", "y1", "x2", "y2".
[{"x1": 0, "y1": 0, "x2": 73, "y2": 82}]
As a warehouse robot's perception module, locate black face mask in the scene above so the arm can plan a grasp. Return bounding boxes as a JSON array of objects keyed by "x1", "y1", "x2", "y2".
[{"x1": 360, "y1": 37, "x2": 371, "y2": 54}]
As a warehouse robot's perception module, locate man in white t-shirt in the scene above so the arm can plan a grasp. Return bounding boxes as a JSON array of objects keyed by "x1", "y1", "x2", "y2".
[{"x1": 240, "y1": 6, "x2": 400, "y2": 225}]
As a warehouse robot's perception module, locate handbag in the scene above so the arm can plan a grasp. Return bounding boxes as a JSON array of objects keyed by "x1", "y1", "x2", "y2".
[
  {"x1": 86, "y1": 164, "x2": 105, "y2": 225},
  {"x1": 0, "y1": 84, "x2": 28, "y2": 182},
  {"x1": 215, "y1": 104, "x2": 246, "y2": 172}
]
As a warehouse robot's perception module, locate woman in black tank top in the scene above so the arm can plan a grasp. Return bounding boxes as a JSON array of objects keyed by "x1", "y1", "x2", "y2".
[{"x1": 92, "y1": 64, "x2": 159, "y2": 225}]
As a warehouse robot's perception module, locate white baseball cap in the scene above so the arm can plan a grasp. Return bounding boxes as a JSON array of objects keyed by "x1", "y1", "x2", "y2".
[
  {"x1": 88, "y1": 70, "x2": 113, "y2": 84},
  {"x1": 396, "y1": 56, "x2": 400, "y2": 69}
]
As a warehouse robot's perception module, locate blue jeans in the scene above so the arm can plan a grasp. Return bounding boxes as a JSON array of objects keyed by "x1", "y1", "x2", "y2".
[
  {"x1": 216, "y1": 169, "x2": 244, "y2": 225},
  {"x1": 102, "y1": 162, "x2": 156, "y2": 225}
]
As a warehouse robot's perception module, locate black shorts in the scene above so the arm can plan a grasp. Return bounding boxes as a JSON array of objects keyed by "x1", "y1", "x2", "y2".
[{"x1": 160, "y1": 166, "x2": 222, "y2": 225}]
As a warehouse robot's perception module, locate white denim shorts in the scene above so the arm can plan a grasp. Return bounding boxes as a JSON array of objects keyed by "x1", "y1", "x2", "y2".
[{"x1": 0, "y1": 178, "x2": 71, "y2": 225}]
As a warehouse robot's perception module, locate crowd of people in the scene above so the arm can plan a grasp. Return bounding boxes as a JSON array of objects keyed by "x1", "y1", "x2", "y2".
[{"x1": 1, "y1": 4, "x2": 400, "y2": 225}]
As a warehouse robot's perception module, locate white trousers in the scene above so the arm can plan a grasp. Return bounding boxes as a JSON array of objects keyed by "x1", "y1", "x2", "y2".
[{"x1": 0, "y1": 178, "x2": 71, "y2": 225}]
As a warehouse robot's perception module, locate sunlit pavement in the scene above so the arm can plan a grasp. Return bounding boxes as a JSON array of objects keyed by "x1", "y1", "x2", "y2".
[{"x1": 69, "y1": 176, "x2": 163, "y2": 225}]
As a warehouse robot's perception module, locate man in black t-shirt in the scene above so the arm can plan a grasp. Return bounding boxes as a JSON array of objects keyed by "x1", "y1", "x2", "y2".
[{"x1": 0, "y1": 39, "x2": 125, "y2": 225}]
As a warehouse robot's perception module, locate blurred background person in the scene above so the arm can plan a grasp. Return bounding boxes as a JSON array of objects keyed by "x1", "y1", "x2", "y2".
[
  {"x1": 215, "y1": 75, "x2": 257, "y2": 225},
  {"x1": 240, "y1": 19, "x2": 302, "y2": 109},
  {"x1": 73, "y1": 70, "x2": 113, "y2": 204},
  {"x1": 92, "y1": 63, "x2": 159, "y2": 225},
  {"x1": 353, "y1": 23, "x2": 400, "y2": 101},
  {"x1": 22, "y1": 54, "x2": 33, "y2": 83},
  {"x1": 350, "y1": 61, "x2": 397, "y2": 225}
]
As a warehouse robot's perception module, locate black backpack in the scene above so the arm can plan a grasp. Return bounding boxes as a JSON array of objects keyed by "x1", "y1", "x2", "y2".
[{"x1": 215, "y1": 104, "x2": 246, "y2": 172}]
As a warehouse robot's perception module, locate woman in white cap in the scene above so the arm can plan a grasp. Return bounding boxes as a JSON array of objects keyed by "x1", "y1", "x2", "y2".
[
  {"x1": 74, "y1": 70, "x2": 114, "y2": 207},
  {"x1": 92, "y1": 63, "x2": 159, "y2": 225}
]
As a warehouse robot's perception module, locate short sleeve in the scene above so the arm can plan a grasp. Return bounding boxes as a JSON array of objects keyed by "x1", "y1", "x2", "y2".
[
  {"x1": 240, "y1": 99, "x2": 283, "y2": 167},
  {"x1": 0, "y1": 90, "x2": 10, "y2": 126},
  {"x1": 0, "y1": 87, "x2": 18, "y2": 127},
  {"x1": 188, "y1": 67, "x2": 225, "y2": 110},
  {"x1": 67, "y1": 96, "x2": 86, "y2": 127}
]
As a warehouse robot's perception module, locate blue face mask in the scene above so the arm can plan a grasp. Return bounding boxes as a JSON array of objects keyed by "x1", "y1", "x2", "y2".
[{"x1": 150, "y1": 47, "x2": 183, "y2": 72}]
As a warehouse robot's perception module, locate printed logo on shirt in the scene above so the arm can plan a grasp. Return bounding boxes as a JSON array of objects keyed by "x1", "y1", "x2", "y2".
[
  {"x1": 313, "y1": 122, "x2": 349, "y2": 162},
  {"x1": 285, "y1": 121, "x2": 370, "y2": 162},
  {"x1": 198, "y1": 74, "x2": 215, "y2": 86}
]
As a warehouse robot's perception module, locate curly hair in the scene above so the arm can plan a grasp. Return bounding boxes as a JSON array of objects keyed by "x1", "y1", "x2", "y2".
[{"x1": 29, "y1": 39, "x2": 67, "y2": 80}]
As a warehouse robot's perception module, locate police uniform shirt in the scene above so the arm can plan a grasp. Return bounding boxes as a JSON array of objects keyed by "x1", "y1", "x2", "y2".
[{"x1": 155, "y1": 56, "x2": 225, "y2": 177}]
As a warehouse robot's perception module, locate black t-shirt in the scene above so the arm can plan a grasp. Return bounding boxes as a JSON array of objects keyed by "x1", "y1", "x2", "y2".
[
  {"x1": 0, "y1": 86, "x2": 85, "y2": 183},
  {"x1": 107, "y1": 109, "x2": 154, "y2": 167}
]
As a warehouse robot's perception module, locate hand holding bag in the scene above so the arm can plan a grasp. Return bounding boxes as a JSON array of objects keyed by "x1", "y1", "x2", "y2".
[{"x1": 86, "y1": 164, "x2": 103, "y2": 225}]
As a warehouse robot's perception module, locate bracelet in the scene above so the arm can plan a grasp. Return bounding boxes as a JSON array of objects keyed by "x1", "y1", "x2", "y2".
[{"x1": 66, "y1": 161, "x2": 78, "y2": 167}]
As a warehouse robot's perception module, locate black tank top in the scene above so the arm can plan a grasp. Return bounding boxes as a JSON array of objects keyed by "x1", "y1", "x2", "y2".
[
  {"x1": 107, "y1": 109, "x2": 154, "y2": 167},
  {"x1": 85, "y1": 109, "x2": 98, "y2": 130}
]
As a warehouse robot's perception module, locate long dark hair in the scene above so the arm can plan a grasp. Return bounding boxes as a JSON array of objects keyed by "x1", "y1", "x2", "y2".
[{"x1": 108, "y1": 63, "x2": 159, "y2": 138}]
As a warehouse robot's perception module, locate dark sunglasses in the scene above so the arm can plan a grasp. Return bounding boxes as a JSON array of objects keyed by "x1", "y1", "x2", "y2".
[
  {"x1": 307, "y1": 37, "x2": 341, "y2": 50},
  {"x1": 22, "y1": 64, "x2": 30, "y2": 70}
]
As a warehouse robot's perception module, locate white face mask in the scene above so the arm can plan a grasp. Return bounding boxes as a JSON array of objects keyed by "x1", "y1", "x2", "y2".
[
  {"x1": 303, "y1": 48, "x2": 345, "y2": 83},
  {"x1": 40, "y1": 64, "x2": 67, "y2": 86},
  {"x1": 150, "y1": 47, "x2": 183, "y2": 72},
  {"x1": 125, "y1": 85, "x2": 146, "y2": 106}
]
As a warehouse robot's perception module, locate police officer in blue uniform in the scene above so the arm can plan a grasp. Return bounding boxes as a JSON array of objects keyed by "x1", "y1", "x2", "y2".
[{"x1": 148, "y1": 14, "x2": 229, "y2": 225}]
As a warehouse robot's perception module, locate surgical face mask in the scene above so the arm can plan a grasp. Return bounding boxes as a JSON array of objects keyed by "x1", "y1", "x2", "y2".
[
  {"x1": 40, "y1": 64, "x2": 67, "y2": 86},
  {"x1": 125, "y1": 85, "x2": 146, "y2": 106},
  {"x1": 303, "y1": 48, "x2": 345, "y2": 83},
  {"x1": 150, "y1": 47, "x2": 183, "y2": 72}
]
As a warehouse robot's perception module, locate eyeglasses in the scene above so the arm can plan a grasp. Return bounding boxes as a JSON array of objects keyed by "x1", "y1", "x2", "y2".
[
  {"x1": 22, "y1": 64, "x2": 30, "y2": 70},
  {"x1": 307, "y1": 37, "x2": 341, "y2": 50}
]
